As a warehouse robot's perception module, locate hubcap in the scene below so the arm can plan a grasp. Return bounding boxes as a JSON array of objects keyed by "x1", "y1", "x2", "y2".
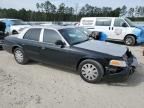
[
  {"x1": 126, "y1": 38, "x2": 132, "y2": 45},
  {"x1": 15, "y1": 50, "x2": 23, "y2": 63},
  {"x1": 81, "y1": 63, "x2": 98, "y2": 81}
]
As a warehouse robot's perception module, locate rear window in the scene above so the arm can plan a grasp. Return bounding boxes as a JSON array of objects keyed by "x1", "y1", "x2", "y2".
[
  {"x1": 23, "y1": 28, "x2": 41, "y2": 41},
  {"x1": 96, "y1": 18, "x2": 112, "y2": 26}
]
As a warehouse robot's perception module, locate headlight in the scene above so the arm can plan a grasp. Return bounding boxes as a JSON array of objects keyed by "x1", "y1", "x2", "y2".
[{"x1": 109, "y1": 60, "x2": 127, "y2": 67}]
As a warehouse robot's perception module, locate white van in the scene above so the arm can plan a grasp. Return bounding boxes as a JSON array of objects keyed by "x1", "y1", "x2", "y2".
[{"x1": 80, "y1": 17, "x2": 144, "y2": 45}]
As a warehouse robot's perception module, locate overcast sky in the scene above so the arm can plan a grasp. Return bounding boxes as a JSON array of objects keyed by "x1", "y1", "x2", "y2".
[{"x1": 0, "y1": 0, "x2": 144, "y2": 10}]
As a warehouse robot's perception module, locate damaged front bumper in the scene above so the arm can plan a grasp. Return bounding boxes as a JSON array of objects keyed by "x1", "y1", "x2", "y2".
[{"x1": 104, "y1": 56, "x2": 138, "y2": 80}]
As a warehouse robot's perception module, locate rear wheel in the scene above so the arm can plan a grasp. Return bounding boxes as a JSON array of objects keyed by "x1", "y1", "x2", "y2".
[
  {"x1": 78, "y1": 59, "x2": 104, "y2": 83},
  {"x1": 14, "y1": 48, "x2": 29, "y2": 64},
  {"x1": 124, "y1": 35, "x2": 136, "y2": 46}
]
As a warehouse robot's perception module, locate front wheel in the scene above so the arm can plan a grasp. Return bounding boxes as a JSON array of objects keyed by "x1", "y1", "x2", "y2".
[
  {"x1": 124, "y1": 36, "x2": 136, "y2": 46},
  {"x1": 14, "y1": 48, "x2": 29, "y2": 64},
  {"x1": 78, "y1": 59, "x2": 104, "y2": 83}
]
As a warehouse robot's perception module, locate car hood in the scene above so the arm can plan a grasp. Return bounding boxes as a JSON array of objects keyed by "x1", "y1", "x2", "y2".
[
  {"x1": 136, "y1": 26, "x2": 144, "y2": 30},
  {"x1": 74, "y1": 40, "x2": 127, "y2": 57}
]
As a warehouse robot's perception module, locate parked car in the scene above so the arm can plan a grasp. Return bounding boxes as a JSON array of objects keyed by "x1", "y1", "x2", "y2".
[
  {"x1": 0, "y1": 18, "x2": 31, "y2": 35},
  {"x1": 3, "y1": 26, "x2": 138, "y2": 83},
  {"x1": 80, "y1": 17, "x2": 144, "y2": 46},
  {"x1": 0, "y1": 21, "x2": 6, "y2": 48}
]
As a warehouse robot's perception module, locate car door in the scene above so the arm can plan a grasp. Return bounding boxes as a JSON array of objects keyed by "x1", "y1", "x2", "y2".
[
  {"x1": 40, "y1": 29, "x2": 80, "y2": 68},
  {"x1": 94, "y1": 18, "x2": 112, "y2": 38},
  {"x1": 110, "y1": 18, "x2": 128, "y2": 40},
  {"x1": 21, "y1": 28, "x2": 42, "y2": 61}
]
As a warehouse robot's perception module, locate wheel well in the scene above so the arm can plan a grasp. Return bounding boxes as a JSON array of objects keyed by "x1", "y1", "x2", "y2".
[
  {"x1": 12, "y1": 46, "x2": 19, "y2": 53},
  {"x1": 76, "y1": 58, "x2": 104, "y2": 71},
  {"x1": 124, "y1": 34, "x2": 137, "y2": 40},
  {"x1": 76, "y1": 58, "x2": 87, "y2": 70}
]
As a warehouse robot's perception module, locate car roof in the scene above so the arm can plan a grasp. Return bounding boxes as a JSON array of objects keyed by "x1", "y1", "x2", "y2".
[{"x1": 29, "y1": 25, "x2": 76, "y2": 30}]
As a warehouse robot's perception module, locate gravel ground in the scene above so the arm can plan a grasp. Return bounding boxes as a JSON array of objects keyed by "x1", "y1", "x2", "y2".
[{"x1": 0, "y1": 45, "x2": 144, "y2": 108}]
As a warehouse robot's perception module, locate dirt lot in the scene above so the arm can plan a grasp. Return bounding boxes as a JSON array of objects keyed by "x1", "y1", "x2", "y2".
[{"x1": 0, "y1": 45, "x2": 144, "y2": 108}]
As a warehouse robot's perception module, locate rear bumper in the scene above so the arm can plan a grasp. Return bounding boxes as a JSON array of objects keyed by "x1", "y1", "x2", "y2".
[{"x1": 104, "y1": 56, "x2": 138, "y2": 80}]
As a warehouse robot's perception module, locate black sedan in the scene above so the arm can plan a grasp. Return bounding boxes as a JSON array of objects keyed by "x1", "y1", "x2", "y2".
[{"x1": 3, "y1": 26, "x2": 138, "y2": 83}]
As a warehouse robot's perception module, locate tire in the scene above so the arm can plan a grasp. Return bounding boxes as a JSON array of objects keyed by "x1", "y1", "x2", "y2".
[
  {"x1": 78, "y1": 59, "x2": 104, "y2": 83},
  {"x1": 14, "y1": 48, "x2": 29, "y2": 64},
  {"x1": 124, "y1": 35, "x2": 136, "y2": 46}
]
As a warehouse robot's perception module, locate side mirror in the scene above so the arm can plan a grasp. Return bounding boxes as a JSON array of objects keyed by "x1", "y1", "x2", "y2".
[
  {"x1": 55, "y1": 40, "x2": 66, "y2": 48},
  {"x1": 122, "y1": 23, "x2": 128, "y2": 27}
]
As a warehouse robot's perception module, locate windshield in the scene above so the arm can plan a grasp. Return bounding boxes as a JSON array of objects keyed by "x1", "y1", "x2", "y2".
[
  {"x1": 59, "y1": 28, "x2": 89, "y2": 45},
  {"x1": 125, "y1": 18, "x2": 135, "y2": 27},
  {"x1": 11, "y1": 20, "x2": 27, "y2": 25},
  {"x1": 77, "y1": 27, "x2": 92, "y2": 36}
]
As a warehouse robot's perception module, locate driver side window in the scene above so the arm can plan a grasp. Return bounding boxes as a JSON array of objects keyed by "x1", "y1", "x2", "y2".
[
  {"x1": 114, "y1": 18, "x2": 128, "y2": 27},
  {"x1": 43, "y1": 29, "x2": 62, "y2": 44}
]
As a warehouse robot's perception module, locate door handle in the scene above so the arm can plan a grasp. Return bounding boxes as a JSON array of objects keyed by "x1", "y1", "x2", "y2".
[{"x1": 109, "y1": 27, "x2": 111, "y2": 30}]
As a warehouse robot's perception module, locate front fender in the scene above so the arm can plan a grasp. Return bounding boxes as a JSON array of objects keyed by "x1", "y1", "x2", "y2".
[{"x1": 76, "y1": 55, "x2": 109, "y2": 70}]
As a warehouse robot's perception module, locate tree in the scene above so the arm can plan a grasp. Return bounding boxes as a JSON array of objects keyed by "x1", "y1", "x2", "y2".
[
  {"x1": 58, "y1": 3, "x2": 65, "y2": 13},
  {"x1": 93, "y1": 7, "x2": 102, "y2": 16},
  {"x1": 44, "y1": 0, "x2": 52, "y2": 13},
  {"x1": 51, "y1": 4, "x2": 56, "y2": 13},
  {"x1": 79, "y1": 7, "x2": 86, "y2": 16},
  {"x1": 128, "y1": 8, "x2": 135, "y2": 17},
  {"x1": 135, "y1": 6, "x2": 140, "y2": 17},
  {"x1": 57, "y1": 3, "x2": 66, "y2": 21},
  {"x1": 139, "y1": 6, "x2": 144, "y2": 17},
  {"x1": 36, "y1": 3, "x2": 40, "y2": 12},
  {"x1": 102, "y1": 7, "x2": 112, "y2": 16},
  {"x1": 0, "y1": 1, "x2": 144, "y2": 21},
  {"x1": 40, "y1": 3, "x2": 45, "y2": 12},
  {"x1": 120, "y1": 5, "x2": 127, "y2": 17},
  {"x1": 110, "y1": 8, "x2": 121, "y2": 17}
]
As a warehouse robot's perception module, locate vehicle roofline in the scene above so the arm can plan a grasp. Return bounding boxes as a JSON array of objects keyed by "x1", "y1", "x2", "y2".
[{"x1": 25, "y1": 25, "x2": 76, "y2": 30}]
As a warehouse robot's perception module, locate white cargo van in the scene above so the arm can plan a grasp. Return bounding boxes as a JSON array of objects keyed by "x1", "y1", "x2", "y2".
[{"x1": 80, "y1": 17, "x2": 144, "y2": 45}]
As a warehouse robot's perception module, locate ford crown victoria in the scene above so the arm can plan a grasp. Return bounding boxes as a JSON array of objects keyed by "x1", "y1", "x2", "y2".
[{"x1": 3, "y1": 26, "x2": 138, "y2": 83}]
